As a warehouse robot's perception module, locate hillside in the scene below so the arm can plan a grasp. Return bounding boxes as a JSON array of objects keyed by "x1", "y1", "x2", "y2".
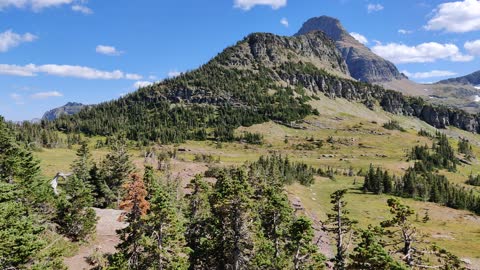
[
  {"x1": 44, "y1": 31, "x2": 480, "y2": 145},
  {"x1": 438, "y1": 70, "x2": 480, "y2": 86}
]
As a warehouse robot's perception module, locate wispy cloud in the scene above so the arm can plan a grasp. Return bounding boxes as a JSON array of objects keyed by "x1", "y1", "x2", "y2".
[
  {"x1": 96, "y1": 45, "x2": 123, "y2": 56},
  {"x1": 398, "y1": 29, "x2": 413, "y2": 34},
  {"x1": 30, "y1": 91, "x2": 63, "y2": 99},
  {"x1": 133, "y1": 81, "x2": 154, "y2": 89},
  {"x1": 350, "y1": 32, "x2": 368, "y2": 45},
  {"x1": 402, "y1": 70, "x2": 457, "y2": 79},
  {"x1": 372, "y1": 42, "x2": 473, "y2": 64},
  {"x1": 0, "y1": 0, "x2": 94, "y2": 13},
  {"x1": 10, "y1": 93, "x2": 24, "y2": 104},
  {"x1": 234, "y1": 0, "x2": 286, "y2": 10},
  {"x1": 0, "y1": 0, "x2": 74, "y2": 11},
  {"x1": 367, "y1": 3, "x2": 384, "y2": 13},
  {"x1": 0, "y1": 30, "x2": 37, "y2": 52},
  {"x1": 72, "y1": 4, "x2": 92, "y2": 14},
  {"x1": 425, "y1": 0, "x2": 480, "y2": 33},
  {"x1": 167, "y1": 70, "x2": 181, "y2": 78},
  {"x1": 0, "y1": 63, "x2": 142, "y2": 80},
  {"x1": 280, "y1": 17, "x2": 289, "y2": 27},
  {"x1": 465, "y1": 40, "x2": 480, "y2": 56}
]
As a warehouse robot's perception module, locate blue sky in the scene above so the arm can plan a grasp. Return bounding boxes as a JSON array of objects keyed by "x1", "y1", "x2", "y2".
[{"x1": 1, "y1": 0, "x2": 480, "y2": 121}]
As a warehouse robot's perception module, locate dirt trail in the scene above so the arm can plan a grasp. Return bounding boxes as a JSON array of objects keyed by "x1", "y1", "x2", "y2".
[
  {"x1": 290, "y1": 196, "x2": 334, "y2": 269},
  {"x1": 64, "y1": 208, "x2": 126, "y2": 270},
  {"x1": 64, "y1": 160, "x2": 207, "y2": 269}
]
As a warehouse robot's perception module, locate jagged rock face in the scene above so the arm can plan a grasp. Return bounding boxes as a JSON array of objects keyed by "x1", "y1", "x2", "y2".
[
  {"x1": 43, "y1": 102, "x2": 87, "y2": 121},
  {"x1": 216, "y1": 32, "x2": 350, "y2": 78},
  {"x1": 270, "y1": 66, "x2": 480, "y2": 133},
  {"x1": 438, "y1": 70, "x2": 480, "y2": 86},
  {"x1": 295, "y1": 16, "x2": 406, "y2": 83}
]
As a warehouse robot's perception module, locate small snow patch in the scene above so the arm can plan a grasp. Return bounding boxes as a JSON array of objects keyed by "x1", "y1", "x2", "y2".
[
  {"x1": 475, "y1": 85, "x2": 480, "y2": 90},
  {"x1": 474, "y1": 95, "x2": 480, "y2": 102}
]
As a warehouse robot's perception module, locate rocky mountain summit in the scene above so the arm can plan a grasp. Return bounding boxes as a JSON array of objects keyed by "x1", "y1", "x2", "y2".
[
  {"x1": 295, "y1": 16, "x2": 406, "y2": 83},
  {"x1": 42, "y1": 102, "x2": 88, "y2": 121}
]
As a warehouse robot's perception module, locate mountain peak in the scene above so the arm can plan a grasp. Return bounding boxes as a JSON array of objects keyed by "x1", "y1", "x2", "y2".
[
  {"x1": 42, "y1": 102, "x2": 88, "y2": 121},
  {"x1": 295, "y1": 16, "x2": 348, "y2": 41},
  {"x1": 295, "y1": 16, "x2": 405, "y2": 83}
]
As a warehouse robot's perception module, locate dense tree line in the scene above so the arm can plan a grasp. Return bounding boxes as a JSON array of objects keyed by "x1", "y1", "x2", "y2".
[
  {"x1": 364, "y1": 133, "x2": 480, "y2": 215},
  {"x1": 0, "y1": 116, "x2": 98, "y2": 269},
  {"x1": 105, "y1": 155, "x2": 326, "y2": 269}
]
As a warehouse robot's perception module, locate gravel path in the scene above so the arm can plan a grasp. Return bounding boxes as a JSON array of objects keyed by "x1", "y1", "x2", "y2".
[{"x1": 64, "y1": 208, "x2": 126, "y2": 270}]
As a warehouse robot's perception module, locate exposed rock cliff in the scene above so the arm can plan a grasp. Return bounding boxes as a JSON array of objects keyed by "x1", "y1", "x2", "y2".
[
  {"x1": 43, "y1": 102, "x2": 88, "y2": 121},
  {"x1": 295, "y1": 16, "x2": 406, "y2": 83}
]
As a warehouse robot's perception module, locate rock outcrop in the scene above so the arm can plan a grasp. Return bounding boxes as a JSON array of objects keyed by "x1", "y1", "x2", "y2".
[
  {"x1": 43, "y1": 102, "x2": 88, "y2": 121},
  {"x1": 295, "y1": 16, "x2": 406, "y2": 83}
]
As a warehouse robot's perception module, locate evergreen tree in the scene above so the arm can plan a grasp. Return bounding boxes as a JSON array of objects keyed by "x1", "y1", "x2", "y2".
[
  {"x1": 286, "y1": 217, "x2": 325, "y2": 270},
  {"x1": 325, "y1": 189, "x2": 357, "y2": 270},
  {"x1": 380, "y1": 198, "x2": 419, "y2": 267},
  {"x1": 55, "y1": 175, "x2": 97, "y2": 241},
  {"x1": 458, "y1": 138, "x2": 474, "y2": 160},
  {"x1": 260, "y1": 186, "x2": 295, "y2": 268},
  {"x1": 0, "y1": 183, "x2": 45, "y2": 269},
  {"x1": 71, "y1": 140, "x2": 93, "y2": 184},
  {"x1": 209, "y1": 168, "x2": 261, "y2": 270},
  {"x1": 186, "y1": 175, "x2": 215, "y2": 270},
  {"x1": 143, "y1": 165, "x2": 156, "y2": 198},
  {"x1": 0, "y1": 117, "x2": 58, "y2": 269},
  {"x1": 348, "y1": 228, "x2": 407, "y2": 270},
  {"x1": 143, "y1": 183, "x2": 190, "y2": 270},
  {"x1": 98, "y1": 137, "x2": 135, "y2": 208}
]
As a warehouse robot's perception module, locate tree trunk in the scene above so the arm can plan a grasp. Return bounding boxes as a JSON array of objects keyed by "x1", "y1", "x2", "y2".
[{"x1": 336, "y1": 199, "x2": 344, "y2": 269}]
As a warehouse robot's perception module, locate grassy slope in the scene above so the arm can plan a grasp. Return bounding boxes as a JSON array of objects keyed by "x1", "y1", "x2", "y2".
[{"x1": 34, "y1": 97, "x2": 480, "y2": 266}]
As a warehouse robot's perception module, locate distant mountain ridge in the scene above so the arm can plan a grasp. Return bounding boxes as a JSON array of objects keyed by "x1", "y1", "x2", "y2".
[
  {"x1": 42, "y1": 102, "x2": 88, "y2": 121},
  {"x1": 438, "y1": 70, "x2": 480, "y2": 86},
  {"x1": 295, "y1": 16, "x2": 406, "y2": 83}
]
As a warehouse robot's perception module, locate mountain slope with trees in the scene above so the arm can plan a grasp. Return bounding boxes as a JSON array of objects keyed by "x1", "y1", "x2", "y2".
[{"x1": 27, "y1": 31, "x2": 480, "y2": 147}]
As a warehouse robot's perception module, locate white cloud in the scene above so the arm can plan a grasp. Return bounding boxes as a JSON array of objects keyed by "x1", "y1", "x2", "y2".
[
  {"x1": 10, "y1": 93, "x2": 24, "y2": 104},
  {"x1": 350, "y1": 32, "x2": 368, "y2": 45},
  {"x1": 71, "y1": 4, "x2": 92, "y2": 14},
  {"x1": 372, "y1": 42, "x2": 473, "y2": 64},
  {"x1": 398, "y1": 29, "x2": 413, "y2": 34},
  {"x1": 402, "y1": 70, "x2": 457, "y2": 79},
  {"x1": 465, "y1": 40, "x2": 480, "y2": 55},
  {"x1": 0, "y1": 63, "x2": 142, "y2": 80},
  {"x1": 0, "y1": 0, "x2": 75, "y2": 11},
  {"x1": 96, "y1": 45, "x2": 123, "y2": 56},
  {"x1": 30, "y1": 91, "x2": 63, "y2": 99},
  {"x1": 0, "y1": 30, "x2": 37, "y2": 52},
  {"x1": 167, "y1": 70, "x2": 181, "y2": 78},
  {"x1": 280, "y1": 17, "x2": 288, "y2": 27},
  {"x1": 0, "y1": 0, "x2": 26, "y2": 10},
  {"x1": 234, "y1": 0, "x2": 286, "y2": 10},
  {"x1": 367, "y1": 3, "x2": 384, "y2": 13},
  {"x1": 133, "y1": 81, "x2": 153, "y2": 89},
  {"x1": 425, "y1": 0, "x2": 480, "y2": 33}
]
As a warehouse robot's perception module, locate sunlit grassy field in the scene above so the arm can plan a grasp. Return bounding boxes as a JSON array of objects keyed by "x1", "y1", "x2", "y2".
[{"x1": 34, "y1": 99, "x2": 480, "y2": 264}]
